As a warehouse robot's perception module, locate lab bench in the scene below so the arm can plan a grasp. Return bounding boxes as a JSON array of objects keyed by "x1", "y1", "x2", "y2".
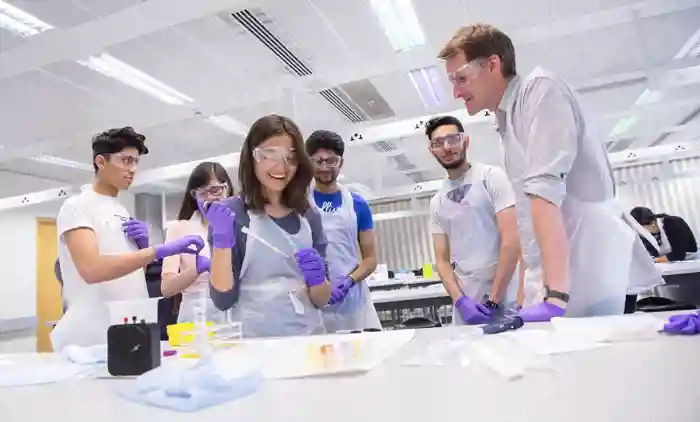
[{"x1": 1, "y1": 311, "x2": 697, "y2": 422}]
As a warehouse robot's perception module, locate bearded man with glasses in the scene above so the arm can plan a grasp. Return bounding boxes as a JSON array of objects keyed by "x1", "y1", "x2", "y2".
[{"x1": 426, "y1": 115, "x2": 522, "y2": 326}]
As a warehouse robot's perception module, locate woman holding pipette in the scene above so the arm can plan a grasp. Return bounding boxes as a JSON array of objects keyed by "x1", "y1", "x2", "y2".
[
  {"x1": 206, "y1": 114, "x2": 332, "y2": 338},
  {"x1": 161, "y1": 161, "x2": 235, "y2": 323}
]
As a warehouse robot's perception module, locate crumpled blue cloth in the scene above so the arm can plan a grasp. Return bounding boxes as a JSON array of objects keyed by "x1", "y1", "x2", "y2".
[
  {"x1": 62, "y1": 344, "x2": 108, "y2": 365},
  {"x1": 119, "y1": 359, "x2": 263, "y2": 412},
  {"x1": 663, "y1": 311, "x2": 700, "y2": 335}
]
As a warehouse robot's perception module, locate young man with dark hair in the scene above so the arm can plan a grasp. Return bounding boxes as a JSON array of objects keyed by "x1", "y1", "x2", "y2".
[
  {"x1": 306, "y1": 129, "x2": 381, "y2": 332},
  {"x1": 52, "y1": 127, "x2": 204, "y2": 350},
  {"x1": 438, "y1": 24, "x2": 662, "y2": 321},
  {"x1": 426, "y1": 115, "x2": 521, "y2": 325}
]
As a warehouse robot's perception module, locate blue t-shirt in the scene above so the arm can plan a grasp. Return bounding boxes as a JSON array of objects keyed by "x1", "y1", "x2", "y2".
[{"x1": 313, "y1": 190, "x2": 373, "y2": 232}]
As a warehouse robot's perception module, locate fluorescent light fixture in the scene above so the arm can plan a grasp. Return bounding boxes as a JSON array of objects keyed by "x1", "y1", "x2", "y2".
[
  {"x1": 607, "y1": 23, "x2": 700, "y2": 141},
  {"x1": 206, "y1": 114, "x2": 248, "y2": 136},
  {"x1": 0, "y1": 3, "x2": 193, "y2": 107},
  {"x1": 77, "y1": 53, "x2": 194, "y2": 105},
  {"x1": 31, "y1": 155, "x2": 92, "y2": 171},
  {"x1": 674, "y1": 28, "x2": 700, "y2": 60},
  {"x1": 0, "y1": 1, "x2": 53, "y2": 37},
  {"x1": 408, "y1": 66, "x2": 448, "y2": 109},
  {"x1": 369, "y1": 0, "x2": 425, "y2": 52}
]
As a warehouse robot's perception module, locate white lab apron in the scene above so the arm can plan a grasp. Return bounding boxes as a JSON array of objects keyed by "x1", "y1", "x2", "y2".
[
  {"x1": 438, "y1": 175, "x2": 518, "y2": 325},
  {"x1": 232, "y1": 211, "x2": 325, "y2": 338},
  {"x1": 317, "y1": 187, "x2": 381, "y2": 332},
  {"x1": 498, "y1": 91, "x2": 662, "y2": 315}
]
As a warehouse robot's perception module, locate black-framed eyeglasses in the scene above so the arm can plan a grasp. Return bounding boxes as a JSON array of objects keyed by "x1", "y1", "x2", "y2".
[{"x1": 311, "y1": 156, "x2": 341, "y2": 168}]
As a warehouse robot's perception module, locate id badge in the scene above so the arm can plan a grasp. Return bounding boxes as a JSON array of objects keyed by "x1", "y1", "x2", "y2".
[{"x1": 289, "y1": 292, "x2": 305, "y2": 315}]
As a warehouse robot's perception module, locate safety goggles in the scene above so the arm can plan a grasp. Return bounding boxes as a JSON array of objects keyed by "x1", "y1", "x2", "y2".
[
  {"x1": 311, "y1": 155, "x2": 341, "y2": 168},
  {"x1": 447, "y1": 58, "x2": 486, "y2": 87},
  {"x1": 190, "y1": 183, "x2": 228, "y2": 199},
  {"x1": 109, "y1": 153, "x2": 140, "y2": 169},
  {"x1": 252, "y1": 146, "x2": 297, "y2": 167},
  {"x1": 429, "y1": 132, "x2": 465, "y2": 150}
]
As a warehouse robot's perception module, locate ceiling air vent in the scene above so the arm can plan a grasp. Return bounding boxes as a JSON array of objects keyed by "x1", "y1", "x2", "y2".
[
  {"x1": 231, "y1": 9, "x2": 312, "y2": 77},
  {"x1": 230, "y1": 9, "x2": 370, "y2": 123},
  {"x1": 371, "y1": 140, "x2": 397, "y2": 153},
  {"x1": 319, "y1": 88, "x2": 366, "y2": 123}
]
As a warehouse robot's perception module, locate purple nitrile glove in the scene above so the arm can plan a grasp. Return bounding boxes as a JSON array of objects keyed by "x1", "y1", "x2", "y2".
[
  {"x1": 195, "y1": 255, "x2": 211, "y2": 274},
  {"x1": 295, "y1": 248, "x2": 326, "y2": 287},
  {"x1": 328, "y1": 276, "x2": 354, "y2": 305},
  {"x1": 198, "y1": 200, "x2": 235, "y2": 249},
  {"x1": 154, "y1": 235, "x2": 204, "y2": 260},
  {"x1": 663, "y1": 311, "x2": 700, "y2": 335},
  {"x1": 518, "y1": 301, "x2": 566, "y2": 322},
  {"x1": 455, "y1": 295, "x2": 492, "y2": 325},
  {"x1": 122, "y1": 218, "x2": 149, "y2": 249}
]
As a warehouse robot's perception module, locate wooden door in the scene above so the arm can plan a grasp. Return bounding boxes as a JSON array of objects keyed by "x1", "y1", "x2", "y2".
[{"x1": 36, "y1": 218, "x2": 62, "y2": 352}]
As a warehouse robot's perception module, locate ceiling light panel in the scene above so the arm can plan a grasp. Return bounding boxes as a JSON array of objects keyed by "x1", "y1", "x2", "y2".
[
  {"x1": 408, "y1": 66, "x2": 450, "y2": 110},
  {"x1": 368, "y1": 0, "x2": 425, "y2": 52},
  {"x1": 0, "y1": 0, "x2": 53, "y2": 37},
  {"x1": 77, "y1": 53, "x2": 194, "y2": 106}
]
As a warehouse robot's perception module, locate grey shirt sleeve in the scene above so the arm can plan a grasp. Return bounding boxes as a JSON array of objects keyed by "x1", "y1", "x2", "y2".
[{"x1": 519, "y1": 77, "x2": 578, "y2": 207}]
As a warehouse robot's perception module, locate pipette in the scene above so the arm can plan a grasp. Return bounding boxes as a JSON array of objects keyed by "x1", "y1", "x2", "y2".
[{"x1": 241, "y1": 226, "x2": 290, "y2": 258}]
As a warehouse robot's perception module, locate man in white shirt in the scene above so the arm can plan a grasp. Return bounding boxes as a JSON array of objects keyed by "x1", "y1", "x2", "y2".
[
  {"x1": 437, "y1": 24, "x2": 662, "y2": 321},
  {"x1": 426, "y1": 115, "x2": 521, "y2": 325},
  {"x1": 52, "y1": 127, "x2": 204, "y2": 350}
]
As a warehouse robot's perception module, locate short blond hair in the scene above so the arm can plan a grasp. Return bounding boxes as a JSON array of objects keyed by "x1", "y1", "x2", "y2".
[{"x1": 438, "y1": 24, "x2": 516, "y2": 77}]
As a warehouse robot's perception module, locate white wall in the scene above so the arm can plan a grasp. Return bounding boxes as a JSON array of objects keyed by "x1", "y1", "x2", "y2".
[{"x1": 0, "y1": 193, "x2": 135, "y2": 322}]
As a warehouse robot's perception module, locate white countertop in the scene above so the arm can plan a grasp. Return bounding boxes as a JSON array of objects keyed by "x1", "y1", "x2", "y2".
[
  {"x1": 1, "y1": 312, "x2": 698, "y2": 422},
  {"x1": 656, "y1": 259, "x2": 700, "y2": 276}
]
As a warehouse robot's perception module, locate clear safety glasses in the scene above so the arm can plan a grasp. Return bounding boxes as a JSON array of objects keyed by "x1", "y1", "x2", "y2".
[
  {"x1": 252, "y1": 146, "x2": 298, "y2": 168},
  {"x1": 110, "y1": 153, "x2": 140, "y2": 169},
  {"x1": 429, "y1": 132, "x2": 465, "y2": 150},
  {"x1": 447, "y1": 58, "x2": 486, "y2": 87},
  {"x1": 311, "y1": 155, "x2": 341, "y2": 169},
  {"x1": 190, "y1": 183, "x2": 228, "y2": 200}
]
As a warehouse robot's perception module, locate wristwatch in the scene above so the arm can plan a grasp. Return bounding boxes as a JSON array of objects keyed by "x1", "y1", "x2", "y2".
[
  {"x1": 544, "y1": 286, "x2": 570, "y2": 303},
  {"x1": 481, "y1": 294, "x2": 500, "y2": 309}
]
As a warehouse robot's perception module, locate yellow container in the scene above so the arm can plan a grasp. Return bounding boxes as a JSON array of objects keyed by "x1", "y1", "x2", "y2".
[
  {"x1": 422, "y1": 263, "x2": 434, "y2": 279},
  {"x1": 167, "y1": 322, "x2": 215, "y2": 346}
]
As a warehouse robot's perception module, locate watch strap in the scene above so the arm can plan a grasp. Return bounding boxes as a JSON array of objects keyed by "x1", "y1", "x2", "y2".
[{"x1": 545, "y1": 287, "x2": 570, "y2": 303}]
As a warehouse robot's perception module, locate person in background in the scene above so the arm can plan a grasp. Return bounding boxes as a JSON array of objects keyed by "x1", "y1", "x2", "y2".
[
  {"x1": 52, "y1": 127, "x2": 204, "y2": 351},
  {"x1": 161, "y1": 162, "x2": 235, "y2": 323},
  {"x1": 305, "y1": 129, "x2": 381, "y2": 332},
  {"x1": 437, "y1": 24, "x2": 662, "y2": 321},
  {"x1": 426, "y1": 115, "x2": 521, "y2": 325},
  {"x1": 631, "y1": 206, "x2": 698, "y2": 263},
  {"x1": 208, "y1": 115, "x2": 332, "y2": 338}
]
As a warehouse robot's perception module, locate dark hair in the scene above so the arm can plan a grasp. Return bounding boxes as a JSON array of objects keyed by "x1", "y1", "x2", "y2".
[
  {"x1": 306, "y1": 130, "x2": 345, "y2": 157},
  {"x1": 425, "y1": 115, "x2": 465, "y2": 139},
  {"x1": 630, "y1": 206, "x2": 663, "y2": 226},
  {"x1": 238, "y1": 115, "x2": 313, "y2": 214},
  {"x1": 177, "y1": 162, "x2": 234, "y2": 220},
  {"x1": 91, "y1": 126, "x2": 149, "y2": 172},
  {"x1": 438, "y1": 23, "x2": 517, "y2": 78}
]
